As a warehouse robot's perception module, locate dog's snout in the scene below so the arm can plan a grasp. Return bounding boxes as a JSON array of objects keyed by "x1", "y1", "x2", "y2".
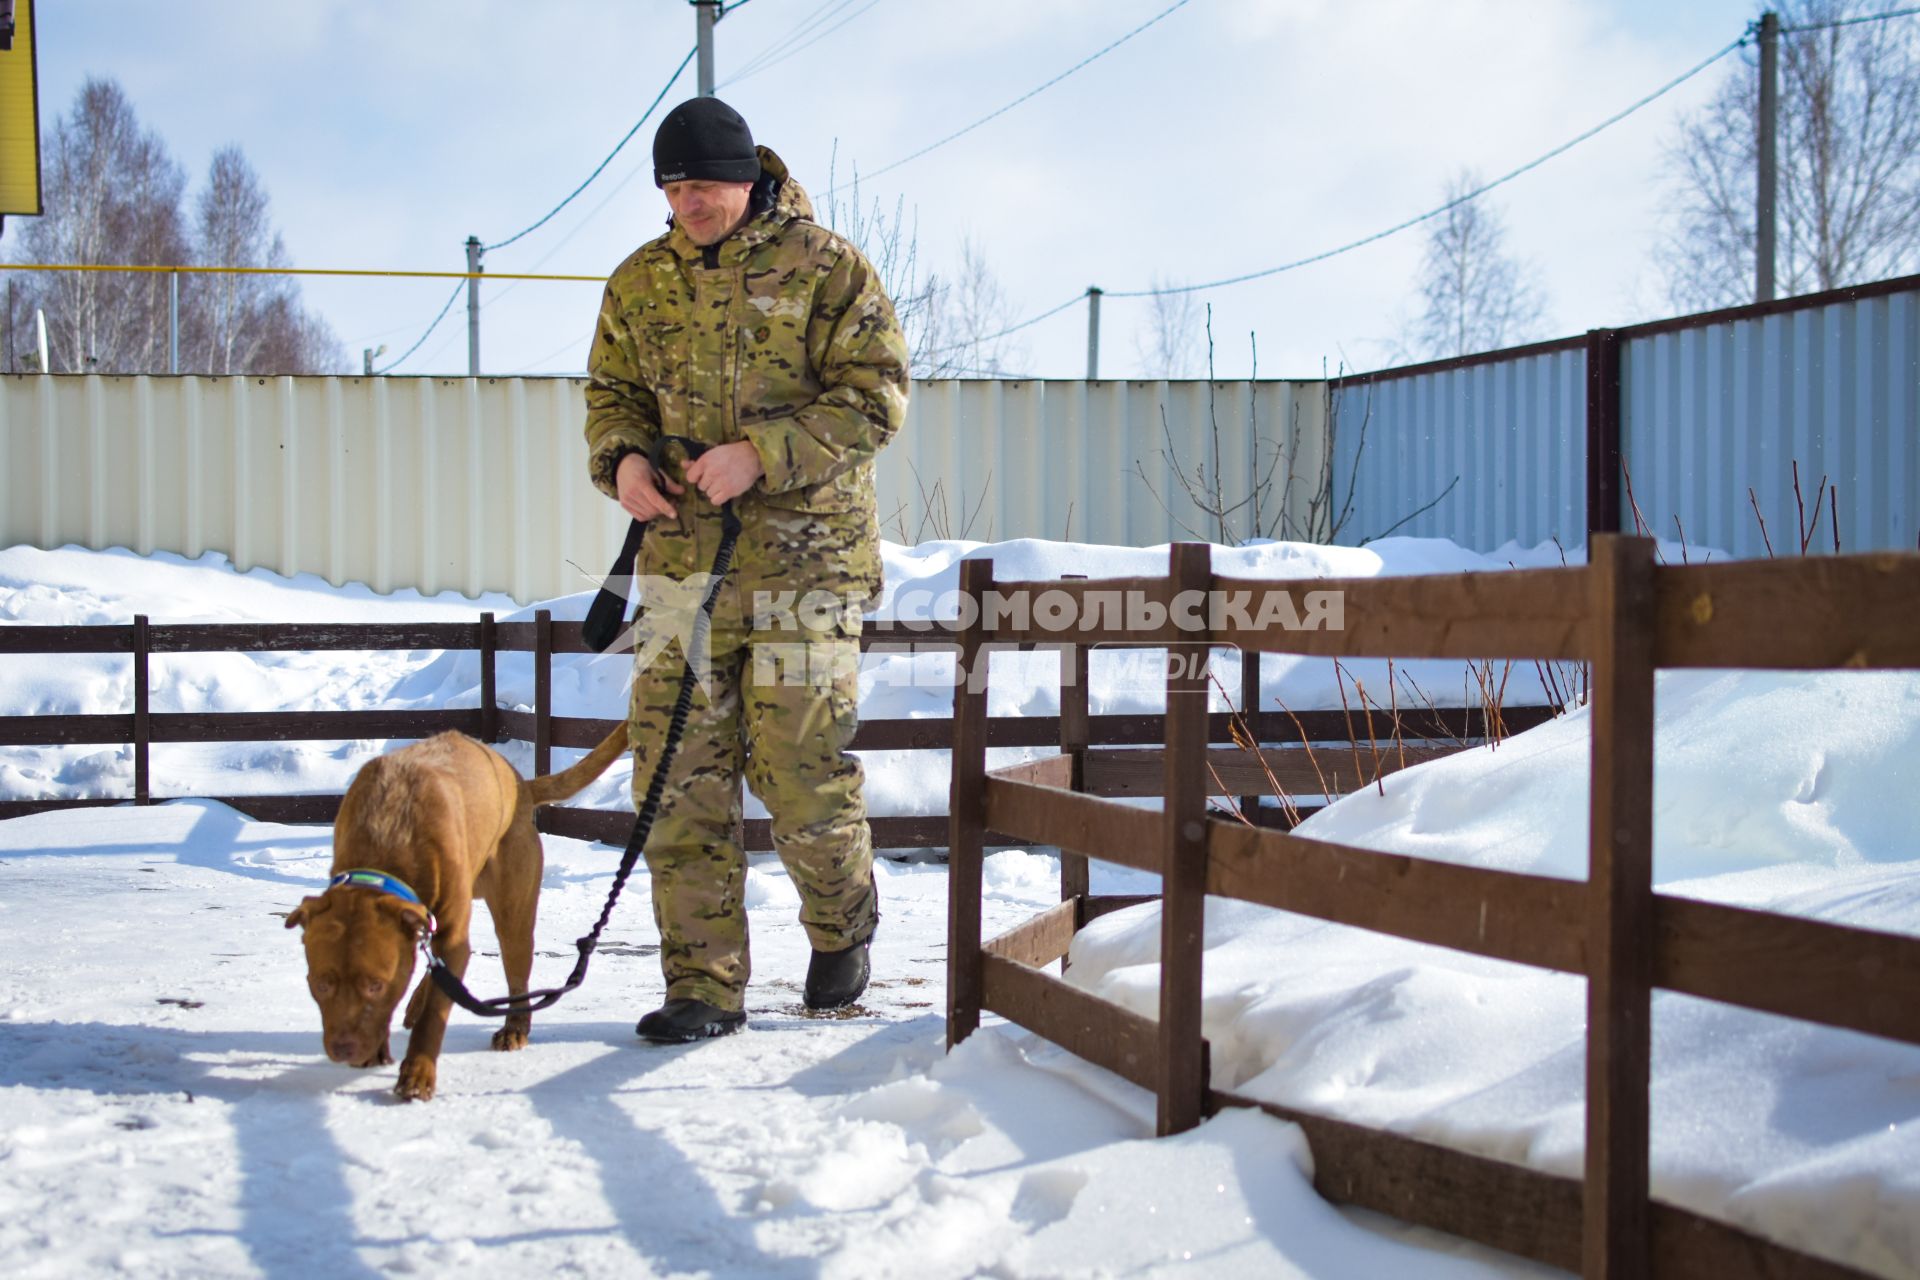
[{"x1": 326, "y1": 1036, "x2": 361, "y2": 1064}]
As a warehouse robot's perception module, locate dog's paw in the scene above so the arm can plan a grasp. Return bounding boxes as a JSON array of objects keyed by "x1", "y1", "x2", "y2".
[
  {"x1": 395, "y1": 1057, "x2": 437, "y2": 1102},
  {"x1": 490, "y1": 1026, "x2": 529, "y2": 1052}
]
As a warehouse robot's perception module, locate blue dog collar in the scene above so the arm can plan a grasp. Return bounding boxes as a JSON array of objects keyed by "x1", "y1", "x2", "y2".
[
  {"x1": 327, "y1": 869, "x2": 438, "y2": 940},
  {"x1": 329, "y1": 868, "x2": 424, "y2": 904}
]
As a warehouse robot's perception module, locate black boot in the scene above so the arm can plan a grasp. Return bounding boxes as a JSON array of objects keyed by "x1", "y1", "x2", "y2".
[
  {"x1": 804, "y1": 940, "x2": 870, "y2": 1010},
  {"x1": 635, "y1": 997, "x2": 746, "y2": 1043}
]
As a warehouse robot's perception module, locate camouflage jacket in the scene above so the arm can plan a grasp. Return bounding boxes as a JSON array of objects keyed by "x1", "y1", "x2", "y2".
[{"x1": 584, "y1": 146, "x2": 908, "y2": 604}]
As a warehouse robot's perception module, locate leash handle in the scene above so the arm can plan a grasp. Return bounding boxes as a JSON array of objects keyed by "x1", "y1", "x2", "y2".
[{"x1": 582, "y1": 435, "x2": 744, "y2": 654}]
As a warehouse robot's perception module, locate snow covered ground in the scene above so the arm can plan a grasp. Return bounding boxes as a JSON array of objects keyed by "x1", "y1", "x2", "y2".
[{"x1": 3, "y1": 539, "x2": 1916, "y2": 1277}]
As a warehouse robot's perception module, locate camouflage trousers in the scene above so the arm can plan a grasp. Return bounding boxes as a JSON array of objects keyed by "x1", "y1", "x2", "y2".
[{"x1": 627, "y1": 583, "x2": 876, "y2": 1013}]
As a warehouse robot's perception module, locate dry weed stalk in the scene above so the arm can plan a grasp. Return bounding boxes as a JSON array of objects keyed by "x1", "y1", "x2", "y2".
[
  {"x1": 1350, "y1": 674, "x2": 1389, "y2": 796},
  {"x1": 1619, "y1": 457, "x2": 1667, "y2": 565},
  {"x1": 1792, "y1": 460, "x2": 1831, "y2": 556},
  {"x1": 1748, "y1": 486, "x2": 1777, "y2": 558},
  {"x1": 1332, "y1": 660, "x2": 1369, "y2": 797},
  {"x1": 1208, "y1": 670, "x2": 1305, "y2": 828}
]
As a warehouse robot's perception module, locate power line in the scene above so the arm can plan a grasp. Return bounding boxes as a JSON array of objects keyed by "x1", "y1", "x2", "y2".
[
  {"x1": 1106, "y1": 29, "x2": 1752, "y2": 298},
  {"x1": 376, "y1": 281, "x2": 465, "y2": 374},
  {"x1": 347, "y1": 308, "x2": 468, "y2": 348},
  {"x1": 922, "y1": 291, "x2": 1087, "y2": 356},
  {"x1": 507, "y1": 329, "x2": 594, "y2": 376},
  {"x1": 720, "y1": 0, "x2": 887, "y2": 88},
  {"x1": 931, "y1": 25, "x2": 1753, "y2": 348},
  {"x1": 837, "y1": 0, "x2": 1196, "y2": 192},
  {"x1": 1782, "y1": 4, "x2": 1920, "y2": 34},
  {"x1": 483, "y1": 46, "x2": 697, "y2": 254},
  {"x1": 721, "y1": 0, "x2": 858, "y2": 85},
  {"x1": 0, "y1": 261, "x2": 598, "y2": 281},
  {"x1": 930, "y1": 363, "x2": 1040, "y2": 379},
  {"x1": 721, "y1": 0, "x2": 876, "y2": 86}
]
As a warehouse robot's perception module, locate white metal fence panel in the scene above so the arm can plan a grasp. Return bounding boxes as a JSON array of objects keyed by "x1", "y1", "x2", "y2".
[
  {"x1": 886, "y1": 379, "x2": 1325, "y2": 547},
  {"x1": 1622, "y1": 289, "x2": 1920, "y2": 560},
  {"x1": 3, "y1": 374, "x2": 1330, "y2": 602},
  {"x1": 1328, "y1": 347, "x2": 1588, "y2": 552},
  {"x1": 0, "y1": 374, "x2": 611, "y2": 603}
]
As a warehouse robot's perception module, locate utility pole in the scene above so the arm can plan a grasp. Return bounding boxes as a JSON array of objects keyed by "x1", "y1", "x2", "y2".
[
  {"x1": 465, "y1": 235, "x2": 483, "y2": 376},
  {"x1": 363, "y1": 344, "x2": 385, "y2": 376},
  {"x1": 169, "y1": 270, "x2": 179, "y2": 374},
  {"x1": 694, "y1": 0, "x2": 720, "y2": 96},
  {"x1": 1085, "y1": 286, "x2": 1102, "y2": 379},
  {"x1": 1756, "y1": 10, "x2": 1780, "y2": 303}
]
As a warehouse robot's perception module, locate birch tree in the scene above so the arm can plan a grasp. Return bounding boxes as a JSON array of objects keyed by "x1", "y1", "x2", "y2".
[
  {"x1": 14, "y1": 78, "x2": 188, "y2": 372},
  {"x1": 1405, "y1": 171, "x2": 1548, "y2": 360},
  {"x1": 1659, "y1": 0, "x2": 1920, "y2": 309}
]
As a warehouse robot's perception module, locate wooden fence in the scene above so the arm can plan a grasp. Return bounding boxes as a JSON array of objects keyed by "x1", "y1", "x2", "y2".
[
  {"x1": 0, "y1": 613, "x2": 1546, "y2": 842},
  {"x1": 945, "y1": 537, "x2": 1920, "y2": 1280}
]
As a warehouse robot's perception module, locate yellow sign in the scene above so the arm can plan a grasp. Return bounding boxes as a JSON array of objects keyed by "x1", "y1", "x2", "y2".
[{"x1": 0, "y1": 0, "x2": 42, "y2": 217}]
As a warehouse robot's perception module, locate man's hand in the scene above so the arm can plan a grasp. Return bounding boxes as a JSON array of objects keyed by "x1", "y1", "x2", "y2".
[
  {"x1": 616, "y1": 452, "x2": 682, "y2": 522},
  {"x1": 683, "y1": 440, "x2": 765, "y2": 506}
]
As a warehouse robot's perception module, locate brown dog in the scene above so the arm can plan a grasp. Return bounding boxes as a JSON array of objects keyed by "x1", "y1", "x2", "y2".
[{"x1": 285, "y1": 727, "x2": 627, "y2": 1101}]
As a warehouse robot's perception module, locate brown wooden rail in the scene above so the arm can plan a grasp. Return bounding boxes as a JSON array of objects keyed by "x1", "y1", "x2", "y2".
[
  {"x1": 0, "y1": 613, "x2": 1535, "y2": 846},
  {"x1": 946, "y1": 537, "x2": 1920, "y2": 1280}
]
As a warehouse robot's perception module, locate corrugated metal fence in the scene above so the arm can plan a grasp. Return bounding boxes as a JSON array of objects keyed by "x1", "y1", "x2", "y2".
[
  {"x1": 1625, "y1": 286, "x2": 1918, "y2": 558},
  {"x1": 882, "y1": 378, "x2": 1325, "y2": 547},
  {"x1": 1328, "y1": 339, "x2": 1587, "y2": 550},
  {"x1": 1330, "y1": 274, "x2": 1920, "y2": 558},
  {"x1": 12, "y1": 277, "x2": 1904, "y2": 593},
  {"x1": 1, "y1": 373, "x2": 1326, "y2": 602}
]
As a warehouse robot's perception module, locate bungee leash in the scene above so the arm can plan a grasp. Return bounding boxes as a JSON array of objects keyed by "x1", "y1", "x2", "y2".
[{"x1": 423, "y1": 435, "x2": 743, "y2": 1018}]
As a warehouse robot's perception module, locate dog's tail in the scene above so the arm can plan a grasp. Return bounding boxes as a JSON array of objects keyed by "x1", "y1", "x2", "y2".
[{"x1": 521, "y1": 725, "x2": 629, "y2": 807}]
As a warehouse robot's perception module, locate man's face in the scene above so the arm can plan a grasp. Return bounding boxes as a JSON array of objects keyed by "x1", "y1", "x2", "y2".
[{"x1": 664, "y1": 179, "x2": 754, "y2": 246}]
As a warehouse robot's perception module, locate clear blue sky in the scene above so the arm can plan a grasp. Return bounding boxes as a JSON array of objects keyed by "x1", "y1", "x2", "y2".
[{"x1": 8, "y1": 0, "x2": 1772, "y2": 379}]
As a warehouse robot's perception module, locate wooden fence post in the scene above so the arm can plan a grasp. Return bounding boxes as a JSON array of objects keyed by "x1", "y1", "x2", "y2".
[
  {"x1": 1158, "y1": 542, "x2": 1211, "y2": 1136},
  {"x1": 534, "y1": 609, "x2": 552, "y2": 777},
  {"x1": 1585, "y1": 328, "x2": 1624, "y2": 539},
  {"x1": 478, "y1": 612, "x2": 498, "y2": 742},
  {"x1": 1059, "y1": 575, "x2": 1090, "y2": 939},
  {"x1": 1583, "y1": 533, "x2": 1657, "y2": 1279},
  {"x1": 947, "y1": 557, "x2": 993, "y2": 1048},
  {"x1": 133, "y1": 614, "x2": 150, "y2": 805}
]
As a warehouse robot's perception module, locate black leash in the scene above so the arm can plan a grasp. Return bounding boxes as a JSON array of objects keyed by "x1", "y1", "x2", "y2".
[{"x1": 426, "y1": 436, "x2": 743, "y2": 1018}]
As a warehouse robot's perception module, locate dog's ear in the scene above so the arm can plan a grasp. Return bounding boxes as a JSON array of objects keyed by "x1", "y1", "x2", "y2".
[
  {"x1": 284, "y1": 895, "x2": 329, "y2": 930},
  {"x1": 375, "y1": 895, "x2": 432, "y2": 939}
]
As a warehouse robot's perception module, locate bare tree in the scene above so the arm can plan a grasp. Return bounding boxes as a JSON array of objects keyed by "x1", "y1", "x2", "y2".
[
  {"x1": 190, "y1": 145, "x2": 282, "y2": 373},
  {"x1": 1132, "y1": 274, "x2": 1201, "y2": 377},
  {"x1": 1404, "y1": 171, "x2": 1548, "y2": 360},
  {"x1": 10, "y1": 78, "x2": 189, "y2": 373},
  {"x1": 1660, "y1": 0, "x2": 1920, "y2": 310},
  {"x1": 3, "y1": 78, "x2": 341, "y2": 374},
  {"x1": 819, "y1": 146, "x2": 946, "y2": 376},
  {"x1": 186, "y1": 146, "x2": 341, "y2": 374},
  {"x1": 915, "y1": 234, "x2": 1028, "y2": 378}
]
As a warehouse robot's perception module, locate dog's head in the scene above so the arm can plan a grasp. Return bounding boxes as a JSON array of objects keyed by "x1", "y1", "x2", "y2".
[{"x1": 285, "y1": 889, "x2": 429, "y2": 1066}]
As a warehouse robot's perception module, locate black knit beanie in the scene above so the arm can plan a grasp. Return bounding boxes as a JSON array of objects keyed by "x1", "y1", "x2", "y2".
[{"x1": 653, "y1": 97, "x2": 761, "y2": 187}]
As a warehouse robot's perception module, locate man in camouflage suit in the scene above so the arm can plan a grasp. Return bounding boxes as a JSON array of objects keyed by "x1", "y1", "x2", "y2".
[{"x1": 583, "y1": 97, "x2": 908, "y2": 1043}]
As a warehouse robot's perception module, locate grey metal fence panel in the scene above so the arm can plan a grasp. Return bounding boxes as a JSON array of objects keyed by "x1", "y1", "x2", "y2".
[
  {"x1": 1623, "y1": 289, "x2": 1920, "y2": 560},
  {"x1": 1329, "y1": 347, "x2": 1587, "y2": 552}
]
